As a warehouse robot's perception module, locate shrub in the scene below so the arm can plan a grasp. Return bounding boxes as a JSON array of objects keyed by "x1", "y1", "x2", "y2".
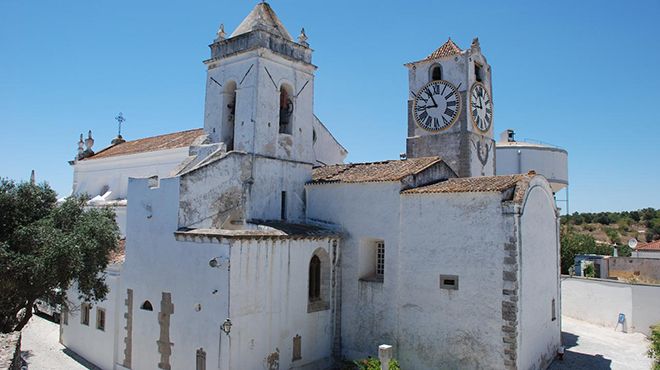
[
  {"x1": 354, "y1": 358, "x2": 400, "y2": 370},
  {"x1": 648, "y1": 323, "x2": 660, "y2": 369}
]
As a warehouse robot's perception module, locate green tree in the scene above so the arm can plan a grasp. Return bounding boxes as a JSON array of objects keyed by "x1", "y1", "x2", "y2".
[
  {"x1": 560, "y1": 229, "x2": 611, "y2": 274},
  {"x1": 649, "y1": 323, "x2": 660, "y2": 369},
  {"x1": 0, "y1": 179, "x2": 119, "y2": 333}
]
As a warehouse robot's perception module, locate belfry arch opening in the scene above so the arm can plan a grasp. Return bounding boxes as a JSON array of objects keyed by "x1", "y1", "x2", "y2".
[
  {"x1": 223, "y1": 81, "x2": 237, "y2": 151},
  {"x1": 279, "y1": 84, "x2": 294, "y2": 134},
  {"x1": 430, "y1": 64, "x2": 442, "y2": 81}
]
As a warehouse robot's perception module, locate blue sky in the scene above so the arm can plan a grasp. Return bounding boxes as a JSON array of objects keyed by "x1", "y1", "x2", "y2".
[{"x1": 1, "y1": 0, "x2": 658, "y2": 213}]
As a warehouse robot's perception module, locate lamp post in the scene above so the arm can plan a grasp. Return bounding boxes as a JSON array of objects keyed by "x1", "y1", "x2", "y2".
[{"x1": 221, "y1": 318, "x2": 232, "y2": 336}]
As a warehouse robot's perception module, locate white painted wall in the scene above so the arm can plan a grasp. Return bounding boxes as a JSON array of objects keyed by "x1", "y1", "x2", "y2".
[
  {"x1": 562, "y1": 276, "x2": 660, "y2": 335},
  {"x1": 61, "y1": 264, "x2": 121, "y2": 370},
  {"x1": 312, "y1": 116, "x2": 347, "y2": 166},
  {"x1": 638, "y1": 250, "x2": 660, "y2": 259},
  {"x1": 306, "y1": 181, "x2": 401, "y2": 360},
  {"x1": 72, "y1": 147, "x2": 192, "y2": 200},
  {"x1": 122, "y1": 177, "x2": 231, "y2": 370},
  {"x1": 496, "y1": 144, "x2": 568, "y2": 192},
  {"x1": 398, "y1": 192, "x2": 507, "y2": 369},
  {"x1": 203, "y1": 49, "x2": 317, "y2": 164},
  {"x1": 562, "y1": 277, "x2": 633, "y2": 330},
  {"x1": 518, "y1": 180, "x2": 561, "y2": 370},
  {"x1": 228, "y1": 238, "x2": 336, "y2": 370}
]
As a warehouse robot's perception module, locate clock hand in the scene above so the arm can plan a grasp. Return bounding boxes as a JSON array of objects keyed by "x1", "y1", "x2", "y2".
[{"x1": 428, "y1": 94, "x2": 438, "y2": 108}]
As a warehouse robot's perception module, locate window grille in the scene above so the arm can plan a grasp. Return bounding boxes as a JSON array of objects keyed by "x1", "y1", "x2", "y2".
[
  {"x1": 96, "y1": 308, "x2": 105, "y2": 331},
  {"x1": 376, "y1": 241, "x2": 385, "y2": 277}
]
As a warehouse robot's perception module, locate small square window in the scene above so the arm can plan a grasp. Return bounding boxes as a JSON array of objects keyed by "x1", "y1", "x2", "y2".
[
  {"x1": 96, "y1": 308, "x2": 106, "y2": 331},
  {"x1": 440, "y1": 275, "x2": 459, "y2": 290},
  {"x1": 81, "y1": 303, "x2": 90, "y2": 326}
]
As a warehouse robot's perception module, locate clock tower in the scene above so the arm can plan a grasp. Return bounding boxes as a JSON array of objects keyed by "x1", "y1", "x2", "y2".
[{"x1": 405, "y1": 38, "x2": 495, "y2": 177}]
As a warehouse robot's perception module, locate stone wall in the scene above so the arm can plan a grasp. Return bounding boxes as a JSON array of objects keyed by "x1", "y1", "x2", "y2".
[
  {"x1": 0, "y1": 332, "x2": 21, "y2": 370},
  {"x1": 608, "y1": 257, "x2": 660, "y2": 284}
]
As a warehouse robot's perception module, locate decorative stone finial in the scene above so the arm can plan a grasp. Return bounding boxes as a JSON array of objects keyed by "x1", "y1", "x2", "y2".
[
  {"x1": 85, "y1": 130, "x2": 94, "y2": 151},
  {"x1": 77, "y1": 133, "x2": 84, "y2": 159},
  {"x1": 298, "y1": 28, "x2": 309, "y2": 47},
  {"x1": 471, "y1": 37, "x2": 481, "y2": 51},
  {"x1": 216, "y1": 24, "x2": 226, "y2": 41}
]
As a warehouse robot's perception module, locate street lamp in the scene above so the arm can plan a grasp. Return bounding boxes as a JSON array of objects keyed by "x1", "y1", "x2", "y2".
[{"x1": 221, "y1": 318, "x2": 232, "y2": 335}]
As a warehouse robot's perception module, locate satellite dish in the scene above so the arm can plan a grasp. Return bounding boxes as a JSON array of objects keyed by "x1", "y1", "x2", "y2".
[{"x1": 628, "y1": 238, "x2": 638, "y2": 249}]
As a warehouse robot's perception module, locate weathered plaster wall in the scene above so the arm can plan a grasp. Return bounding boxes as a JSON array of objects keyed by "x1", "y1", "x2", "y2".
[
  {"x1": 306, "y1": 182, "x2": 401, "y2": 360},
  {"x1": 496, "y1": 145, "x2": 568, "y2": 192},
  {"x1": 518, "y1": 181, "x2": 561, "y2": 370},
  {"x1": 637, "y1": 250, "x2": 660, "y2": 259},
  {"x1": 608, "y1": 257, "x2": 660, "y2": 283},
  {"x1": 122, "y1": 177, "x2": 231, "y2": 370},
  {"x1": 228, "y1": 238, "x2": 337, "y2": 369},
  {"x1": 61, "y1": 264, "x2": 122, "y2": 370},
  {"x1": 398, "y1": 192, "x2": 506, "y2": 369},
  {"x1": 203, "y1": 49, "x2": 317, "y2": 164}
]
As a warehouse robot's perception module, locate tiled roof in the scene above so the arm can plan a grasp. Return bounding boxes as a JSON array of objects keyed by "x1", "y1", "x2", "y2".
[
  {"x1": 311, "y1": 157, "x2": 442, "y2": 184},
  {"x1": 403, "y1": 174, "x2": 534, "y2": 204},
  {"x1": 85, "y1": 128, "x2": 205, "y2": 160},
  {"x1": 638, "y1": 240, "x2": 660, "y2": 251},
  {"x1": 175, "y1": 220, "x2": 339, "y2": 240},
  {"x1": 109, "y1": 239, "x2": 125, "y2": 264},
  {"x1": 426, "y1": 38, "x2": 462, "y2": 60}
]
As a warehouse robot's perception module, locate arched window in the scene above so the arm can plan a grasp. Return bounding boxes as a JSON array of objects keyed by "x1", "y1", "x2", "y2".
[
  {"x1": 140, "y1": 300, "x2": 153, "y2": 311},
  {"x1": 431, "y1": 65, "x2": 442, "y2": 81},
  {"x1": 279, "y1": 85, "x2": 294, "y2": 134},
  {"x1": 223, "y1": 81, "x2": 237, "y2": 151},
  {"x1": 308, "y1": 255, "x2": 321, "y2": 301}
]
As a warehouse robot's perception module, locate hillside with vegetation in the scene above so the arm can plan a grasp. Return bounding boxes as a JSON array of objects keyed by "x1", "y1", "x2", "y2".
[{"x1": 559, "y1": 208, "x2": 660, "y2": 274}]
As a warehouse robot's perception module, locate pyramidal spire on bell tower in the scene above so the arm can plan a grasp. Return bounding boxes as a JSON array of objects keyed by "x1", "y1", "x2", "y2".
[{"x1": 202, "y1": 2, "x2": 317, "y2": 164}]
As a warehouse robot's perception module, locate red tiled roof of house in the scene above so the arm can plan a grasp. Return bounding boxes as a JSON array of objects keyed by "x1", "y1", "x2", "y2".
[
  {"x1": 403, "y1": 173, "x2": 534, "y2": 204},
  {"x1": 84, "y1": 128, "x2": 205, "y2": 160},
  {"x1": 426, "y1": 38, "x2": 462, "y2": 60},
  {"x1": 310, "y1": 157, "x2": 442, "y2": 184},
  {"x1": 638, "y1": 240, "x2": 660, "y2": 251}
]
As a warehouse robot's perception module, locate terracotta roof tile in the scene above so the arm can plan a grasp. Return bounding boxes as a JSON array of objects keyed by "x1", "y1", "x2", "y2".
[
  {"x1": 84, "y1": 128, "x2": 205, "y2": 160},
  {"x1": 403, "y1": 174, "x2": 534, "y2": 204},
  {"x1": 426, "y1": 38, "x2": 462, "y2": 60},
  {"x1": 638, "y1": 240, "x2": 660, "y2": 251},
  {"x1": 311, "y1": 157, "x2": 442, "y2": 184}
]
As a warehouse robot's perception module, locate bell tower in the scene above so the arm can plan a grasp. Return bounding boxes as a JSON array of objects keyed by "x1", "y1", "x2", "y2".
[
  {"x1": 405, "y1": 38, "x2": 495, "y2": 177},
  {"x1": 202, "y1": 2, "x2": 317, "y2": 164}
]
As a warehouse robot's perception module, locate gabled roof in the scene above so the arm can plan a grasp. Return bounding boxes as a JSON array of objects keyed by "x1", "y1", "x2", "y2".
[
  {"x1": 311, "y1": 157, "x2": 442, "y2": 184},
  {"x1": 638, "y1": 240, "x2": 660, "y2": 251},
  {"x1": 403, "y1": 173, "x2": 534, "y2": 204},
  {"x1": 230, "y1": 2, "x2": 292, "y2": 41},
  {"x1": 83, "y1": 128, "x2": 205, "y2": 160},
  {"x1": 426, "y1": 38, "x2": 462, "y2": 60}
]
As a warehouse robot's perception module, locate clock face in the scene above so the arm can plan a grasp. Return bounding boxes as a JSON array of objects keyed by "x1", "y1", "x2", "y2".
[
  {"x1": 413, "y1": 80, "x2": 462, "y2": 131},
  {"x1": 469, "y1": 82, "x2": 493, "y2": 132}
]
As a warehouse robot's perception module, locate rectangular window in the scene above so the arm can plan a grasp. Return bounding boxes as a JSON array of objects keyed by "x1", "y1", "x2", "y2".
[
  {"x1": 440, "y1": 275, "x2": 459, "y2": 290},
  {"x1": 552, "y1": 298, "x2": 556, "y2": 321},
  {"x1": 281, "y1": 191, "x2": 287, "y2": 220},
  {"x1": 81, "y1": 303, "x2": 90, "y2": 326},
  {"x1": 96, "y1": 308, "x2": 105, "y2": 331},
  {"x1": 376, "y1": 242, "x2": 385, "y2": 278}
]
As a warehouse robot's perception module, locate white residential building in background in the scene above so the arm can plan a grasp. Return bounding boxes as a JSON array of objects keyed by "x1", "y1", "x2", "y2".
[{"x1": 61, "y1": 3, "x2": 563, "y2": 369}]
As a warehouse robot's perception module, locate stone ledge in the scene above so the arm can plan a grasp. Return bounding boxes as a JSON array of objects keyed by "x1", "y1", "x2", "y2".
[{"x1": 0, "y1": 332, "x2": 21, "y2": 370}]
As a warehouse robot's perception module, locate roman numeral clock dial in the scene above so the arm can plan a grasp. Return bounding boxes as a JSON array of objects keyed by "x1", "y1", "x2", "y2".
[
  {"x1": 470, "y1": 82, "x2": 493, "y2": 132},
  {"x1": 413, "y1": 80, "x2": 462, "y2": 131}
]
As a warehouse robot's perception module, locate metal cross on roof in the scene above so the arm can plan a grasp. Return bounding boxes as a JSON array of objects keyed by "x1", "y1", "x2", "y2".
[{"x1": 115, "y1": 112, "x2": 125, "y2": 137}]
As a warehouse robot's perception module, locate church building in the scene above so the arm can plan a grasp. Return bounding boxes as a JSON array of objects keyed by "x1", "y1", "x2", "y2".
[{"x1": 60, "y1": 3, "x2": 562, "y2": 370}]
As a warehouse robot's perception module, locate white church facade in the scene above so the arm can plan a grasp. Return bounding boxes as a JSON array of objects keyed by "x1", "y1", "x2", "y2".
[{"x1": 60, "y1": 3, "x2": 562, "y2": 370}]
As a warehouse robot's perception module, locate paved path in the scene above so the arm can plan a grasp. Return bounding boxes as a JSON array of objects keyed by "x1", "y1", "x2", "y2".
[
  {"x1": 550, "y1": 316, "x2": 653, "y2": 370},
  {"x1": 21, "y1": 313, "x2": 98, "y2": 370}
]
